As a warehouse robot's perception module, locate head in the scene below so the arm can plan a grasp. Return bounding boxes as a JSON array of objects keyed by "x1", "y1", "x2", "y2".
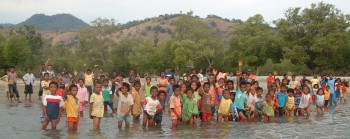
[
  {"x1": 78, "y1": 79, "x2": 84, "y2": 87},
  {"x1": 173, "y1": 84, "x2": 181, "y2": 96},
  {"x1": 130, "y1": 69, "x2": 135, "y2": 76},
  {"x1": 242, "y1": 72, "x2": 248, "y2": 79},
  {"x1": 226, "y1": 80, "x2": 234, "y2": 90},
  {"x1": 253, "y1": 81, "x2": 259, "y2": 88},
  {"x1": 280, "y1": 84, "x2": 287, "y2": 92},
  {"x1": 27, "y1": 68, "x2": 32, "y2": 73},
  {"x1": 223, "y1": 89, "x2": 230, "y2": 99},
  {"x1": 64, "y1": 72, "x2": 69, "y2": 78},
  {"x1": 174, "y1": 70, "x2": 178, "y2": 75},
  {"x1": 146, "y1": 77, "x2": 151, "y2": 84},
  {"x1": 275, "y1": 78, "x2": 281, "y2": 85},
  {"x1": 99, "y1": 68, "x2": 104, "y2": 73},
  {"x1": 282, "y1": 79, "x2": 289, "y2": 85},
  {"x1": 44, "y1": 73, "x2": 50, "y2": 80},
  {"x1": 191, "y1": 75, "x2": 199, "y2": 82},
  {"x1": 41, "y1": 64, "x2": 45, "y2": 69},
  {"x1": 218, "y1": 78, "x2": 225, "y2": 87},
  {"x1": 265, "y1": 93, "x2": 272, "y2": 101},
  {"x1": 95, "y1": 81, "x2": 103, "y2": 93},
  {"x1": 186, "y1": 89, "x2": 194, "y2": 99},
  {"x1": 100, "y1": 75, "x2": 106, "y2": 81},
  {"x1": 86, "y1": 69, "x2": 91, "y2": 74},
  {"x1": 317, "y1": 88, "x2": 324, "y2": 95},
  {"x1": 240, "y1": 81, "x2": 248, "y2": 92},
  {"x1": 160, "y1": 71, "x2": 165, "y2": 77},
  {"x1": 158, "y1": 90, "x2": 166, "y2": 101},
  {"x1": 268, "y1": 72, "x2": 272, "y2": 77},
  {"x1": 169, "y1": 78, "x2": 175, "y2": 85},
  {"x1": 47, "y1": 65, "x2": 52, "y2": 70},
  {"x1": 62, "y1": 67, "x2": 67, "y2": 72},
  {"x1": 313, "y1": 84, "x2": 319, "y2": 89},
  {"x1": 199, "y1": 68, "x2": 203, "y2": 74},
  {"x1": 121, "y1": 82, "x2": 130, "y2": 94},
  {"x1": 181, "y1": 83, "x2": 187, "y2": 92},
  {"x1": 69, "y1": 84, "x2": 78, "y2": 96},
  {"x1": 283, "y1": 73, "x2": 288, "y2": 79},
  {"x1": 256, "y1": 87, "x2": 263, "y2": 96},
  {"x1": 326, "y1": 85, "x2": 330, "y2": 90},
  {"x1": 329, "y1": 73, "x2": 334, "y2": 79},
  {"x1": 203, "y1": 82, "x2": 210, "y2": 93},
  {"x1": 9, "y1": 66, "x2": 15, "y2": 73},
  {"x1": 191, "y1": 69, "x2": 196, "y2": 74},
  {"x1": 103, "y1": 79, "x2": 109, "y2": 87},
  {"x1": 134, "y1": 81, "x2": 141, "y2": 91},
  {"x1": 150, "y1": 86, "x2": 158, "y2": 98},
  {"x1": 292, "y1": 75, "x2": 296, "y2": 80},
  {"x1": 313, "y1": 73, "x2": 317, "y2": 78},
  {"x1": 209, "y1": 74, "x2": 216, "y2": 83},
  {"x1": 230, "y1": 92, "x2": 236, "y2": 101},
  {"x1": 287, "y1": 88, "x2": 294, "y2": 96},
  {"x1": 191, "y1": 81, "x2": 198, "y2": 91},
  {"x1": 177, "y1": 79, "x2": 184, "y2": 86},
  {"x1": 302, "y1": 85, "x2": 310, "y2": 94},
  {"x1": 49, "y1": 82, "x2": 59, "y2": 94},
  {"x1": 269, "y1": 89, "x2": 276, "y2": 96}
]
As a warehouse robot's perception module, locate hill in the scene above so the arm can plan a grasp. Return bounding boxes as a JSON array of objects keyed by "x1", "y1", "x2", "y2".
[{"x1": 16, "y1": 14, "x2": 89, "y2": 31}]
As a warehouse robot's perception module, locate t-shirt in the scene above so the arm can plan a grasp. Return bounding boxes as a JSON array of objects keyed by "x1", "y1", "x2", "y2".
[
  {"x1": 200, "y1": 92, "x2": 212, "y2": 113},
  {"x1": 324, "y1": 90, "x2": 330, "y2": 100},
  {"x1": 56, "y1": 89, "x2": 65, "y2": 98},
  {"x1": 102, "y1": 86, "x2": 112, "y2": 102},
  {"x1": 170, "y1": 95, "x2": 181, "y2": 118},
  {"x1": 144, "y1": 84, "x2": 152, "y2": 98},
  {"x1": 316, "y1": 95, "x2": 325, "y2": 106},
  {"x1": 41, "y1": 80, "x2": 51, "y2": 95},
  {"x1": 46, "y1": 70, "x2": 55, "y2": 79},
  {"x1": 294, "y1": 92, "x2": 302, "y2": 107},
  {"x1": 131, "y1": 90, "x2": 142, "y2": 115},
  {"x1": 263, "y1": 101, "x2": 274, "y2": 117},
  {"x1": 310, "y1": 78, "x2": 320, "y2": 88},
  {"x1": 327, "y1": 78, "x2": 336, "y2": 94},
  {"x1": 144, "y1": 97, "x2": 160, "y2": 116},
  {"x1": 215, "y1": 87, "x2": 224, "y2": 105},
  {"x1": 65, "y1": 95, "x2": 79, "y2": 118},
  {"x1": 298, "y1": 93, "x2": 311, "y2": 108},
  {"x1": 247, "y1": 93, "x2": 257, "y2": 110},
  {"x1": 276, "y1": 92, "x2": 288, "y2": 107},
  {"x1": 23, "y1": 73, "x2": 35, "y2": 85},
  {"x1": 266, "y1": 76, "x2": 275, "y2": 87},
  {"x1": 90, "y1": 93, "x2": 104, "y2": 117},
  {"x1": 166, "y1": 84, "x2": 174, "y2": 96},
  {"x1": 77, "y1": 85, "x2": 89, "y2": 102},
  {"x1": 84, "y1": 73, "x2": 94, "y2": 86},
  {"x1": 182, "y1": 96, "x2": 199, "y2": 121},
  {"x1": 43, "y1": 95, "x2": 64, "y2": 120},
  {"x1": 117, "y1": 92, "x2": 134, "y2": 117},
  {"x1": 232, "y1": 88, "x2": 248, "y2": 110},
  {"x1": 255, "y1": 96, "x2": 264, "y2": 111},
  {"x1": 218, "y1": 98, "x2": 232, "y2": 115},
  {"x1": 290, "y1": 80, "x2": 300, "y2": 89},
  {"x1": 286, "y1": 96, "x2": 295, "y2": 110}
]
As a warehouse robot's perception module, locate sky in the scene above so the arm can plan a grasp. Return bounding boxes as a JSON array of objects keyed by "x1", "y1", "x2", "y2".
[{"x1": 0, "y1": 0, "x2": 349, "y2": 24}]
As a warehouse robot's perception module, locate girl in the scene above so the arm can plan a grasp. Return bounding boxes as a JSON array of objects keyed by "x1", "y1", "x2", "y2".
[
  {"x1": 190, "y1": 81, "x2": 201, "y2": 102},
  {"x1": 247, "y1": 86, "x2": 257, "y2": 122},
  {"x1": 182, "y1": 89, "x2": 199, "y2": 125},
  {"x1": 294, "y1": 86, "x2": 302, "y2": 116},
  {"x1": 217, "y1": 89, "x2": 232, "y2": 122},
  {"x1": 154, "y1": 90, "x2": 166, "y2": 125},
  {"x1": 275, "y1": 78, "x2": 281, "y2": 91},
  {"x1": 170, "y1": 85, "x2": 182, "y2": 128},
  {"x1": 324, "y1": 86, "x2": 331, "y2": 108},
  {"x1": 285, "y1": 89, "x2": 295, "y2": 116},
  {"x1": 268, "y1": 89, "x2": 278, "y2": 116},
  {"x1": 177, "y1": 79, "x2": 184, "y2": 87},
  {"x1": 89, "y1": 82, "x2": 104, "y2": 130},
  {"x1": 299, "y1": 86, "x2": 312, "y2": 116},
  {"x1": 77, "y1": 79, "x2": 88, "y2": 117},
  {"x1": 316, "y1": 88, "x2": 325, "y2": 114},
  {"x1": 335, "y1": 78, "x2": 342, "y2": 101},
  {"x1": 282, "y1": 79, "x2": 290, "y2": 89},
  {"x1": 131, "y1": 82, "x2": 142, "y2": 121},
  {"x1": 262, "y1": 93, "x2": 275, "y2": 122},
  {"x1": 157, "y1": 71, "x2": 168, "y2": 91},
  {"x1": 116, "y1": 83, "x2": 134, "y2": 128},
  {"x1": 143, "y1": 86, "x2": 161, "y2": 127},
  {"x1": 142, "y1": 77, "x2": 152, "y2": 98},
  {"x1": 340, "y1": 82, "x2": 348, "y2": 104},
  {"x1": 66, "y1": 84, "x2": 80, "y2": 131},
  {"x1": 312, "y1": 84, "x2": 319, "y2": 105}
]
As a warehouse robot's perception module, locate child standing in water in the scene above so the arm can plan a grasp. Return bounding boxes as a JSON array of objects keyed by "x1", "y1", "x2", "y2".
[
  {"x1": 77, "y1": 79, "x2": 88, "y2": 117},
  {"x1": 155, "y1": 90, "x2": 166, "y2": 125},
  {"x1": 116, "y1": 83, "x2": 134, "y2": 128},
  {"x1": 102, "y1": 79, "x2": 114, "y2": 114},
  {"x1": 157, "y1": 71, "x2": 168, "y2": 92},
  {"x1": 170, "y1": 85, "x2": 182, "y2": 128},
  {"x1": 217, "y1": 89, "x2": 233, "y2": 122},
  {"x1": 89, "y1": 82, "x2": 104, "y2": 130},
  {"x1": 42, "y1": 82, "x2": 64, "y2": 130},
  {"x1": 324, "y1": 85, "x2": 331, "y2": 108},
  {"x1": 142, "y1": 86, "x2": 161, "y2": 127},
  {"x1": 182, "y1": 89, "x2": 199, "y2": 125},
  {"x1": 142, "y1": 77, "x2": 153, "y2": 98},
  {"x1": 254, "y1": 87, "x2": 264, "y2": 118},
  {"x1": 276, "y1": 85, "x2": 288, "y2": 116},
  {"x1": 200, "y1": 82, "x2": 213, "y2": 122},
  {"x1": 232, "y1": 71, "x2": 249, "y2": 122},
  {"x1": 262, "y1": 93, "x2": 275, "y2": 122},
  {"x1": 285, "y1": 89, "x2": 295, "y2": 116},
  {"x1": 316, "y1": 88, "x2": 325, "y2": 114},
  {"x1": 66, "y1": 84, "x2": 80, "y2": 131},
  {"x1": 299, "y1": 86, "x2": 312, "y2": 116},
  {"x1": 131, "y1": 82, "x2": 142, "y2": 121}
]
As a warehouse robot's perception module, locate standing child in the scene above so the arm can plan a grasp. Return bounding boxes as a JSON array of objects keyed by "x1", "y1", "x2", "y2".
[
  {"x1": 324, "y1": 86, "x2": 331, "y2": 108},
  {"x1": 276, "y1": 85, "x2": 288, "y2": 116},
  {"x1": 23, "y1": 68, "x2": 35, "y2": 102},
  {"x1": 1, "y1": 70, "x2": 10, "y2": 100},
  {"x1": 316, "y1": 88, "x2": 325, "y2": 114},
  {"x1": 217, "y1": 89, "x2": 233, "y2": 122},
  {"x1": 42, "y1": 82, "x2": 64, "y2": 130},
  {"x1": 170, "y1": 85, "x2": 182, "y2": 128},
  {"x1": 262, "y1": 94, "x2": 275, "y2": 122},
  {"x1": 157, "y1": 71, "x2": 168, "y2": 91},
  {"x1": 294, "y1": 86, "x2": 302, "y2": 116},
  {"x1": 102, "y1": 79, "x2": 114, "y2": 114},
  {"x1": 154, "y1": 90, "x2": 166, "y2": 125},
  {"x1": 190, "y1": 81, "x2": 201, "y2": 102},
  {"x1": 143, "y1": 86, "x2": 161, "y2": 127},
  {"x1": 254, "y1": 87, "x2": 264, "y2": 118},
  {"x1": 232, "y1": 71, "x2": 249, "y2": 122},
  {"x1": 299, "y1": 86, "x2": 312, "y2": 116},
  {"x1": 89, "y1": 81, "x2": 104, "y2": 130},
  {"x1": 42, "y1": 73, "x2": 51, "y2": 97},
  {"x1": 131, "y1": 81, "x2": 142, "y2": 120},
  {"x1": 340, "y1": 82, "x2": 348, "y2": 104},
  {"x1": 66, "y1": 84, "x2": 80, "y2": 131},
  {"x1": 142, "y1": 77, "x2": 153, "y2": 98},
  {"x1": 116, "y1": 83, "x2": 134, "y2": 128},
  {"x1": 77, "y1": 79, "x2": 89, "y2": 117},
  {"x1": 182, "y1": 89, "x2": 199, "y2": 125},
  {"x1": 8, "y1": 66, "x2": 21, "y2": 103},
  {"x1": 285, "y1": 89, "x2": 295, "y2": 116},
  {"x1": 199, "y1": 82, "x2": 213, "y2": 122},
  {"x1": 166, "y1": 78, "x2": 175, "y2": 104},
  {"x1": 312, "y1": 84, "x2": 319, "y2": 105}
]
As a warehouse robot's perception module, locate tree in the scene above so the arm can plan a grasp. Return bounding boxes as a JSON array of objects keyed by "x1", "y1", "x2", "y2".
[
  {"x1": 275, "y1": 2, "x2": 350, "y2": 71},
  {"x1": 3, "y1": 35, "x2": 31, "y2": 68}
]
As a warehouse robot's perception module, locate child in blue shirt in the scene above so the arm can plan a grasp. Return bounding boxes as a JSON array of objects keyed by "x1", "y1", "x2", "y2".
[{"x1": 276, "y1": 84, "x2": 288, "y2": 116}]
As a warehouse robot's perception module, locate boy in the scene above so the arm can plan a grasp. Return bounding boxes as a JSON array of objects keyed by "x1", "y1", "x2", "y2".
[
  {"x1": 142, "y1": 77, "x2": 153, "y2": 98},
  {"x1": 42, "y1": 82, "x2": 64, "y2": 130},
  {"x1": 102, "y1": 79, "x2": 114, "y2": 114},
  {"x1": 276, "y1": 85, "x2": 288, "y2": 116},
  {"x1": 170, "y1": 85, "x2": 181, "y2": 128},
  {"x1": 8, "y1": 66, "x2": 21, "y2": 103},
  {"x1": 166, "y1": 78, "x2": 175, "y2": 102},
  {"x1": 254, "y1": 87, "x2": 264, "y2": 118},
  {"x1": 131, "y1": 82, "x2": 142, "y2": 120},
  {"x1": 89, "y1": 81, "x2": 104, "y2": 130},
  {"x1": 155, "y1": 90, "x2": 166, "y2": 125},
  {"x1": 77, "y1": 79, "x2": 89, "y2": 117},
  {"x1": 266, "y1": 72, "x2": 275, "y2": 90},
  {"x1": 83, "y1": 65, "x2": 94, "y2": 100},
  {"x1": 199, "y1": 82, "x2": 213, "y2": 122},
  {"x1": 232, "y1": 71, "x2": 248, "y2": 122},
  {"x1": 23, "y1": 68, "x2": 35, "y2": 102}
]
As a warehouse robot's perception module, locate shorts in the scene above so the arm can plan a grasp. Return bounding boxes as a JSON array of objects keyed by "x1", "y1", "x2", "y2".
[
  {"x1": 49, "y1": 119, "x2": 57, "y2": 123},
  {"x1": 218, "y1": 113, "x2": 229, "y2": 117},
  {"x1": 278, "y1": 107, "x2": 285, "y2": 116},
  {"x1": 79, "y1": 102, "x2": 85, "y2": 112},
  {"x1": 67, "y1": 117, "x2": 79, "y2": 123},
  {"x1": 201, "y1": 113, "x2": 212, "y2": 121},
  {"x1": 256, "y1": 109, "x2": 262, "y2": 116},
  {"x1": 144, "y1": 110, "x2": 154, "y2": 120},
  {"x1": 330, "y1": 93, "x2": 337, "y2": 104},
  {"x1": 154, "y1": 111, "x2": 163, "y2": 123},
  {"x1": 336, "y1": 91, "x2": 341, "y2": 98},
  {"x1": 236, "y1": 108, "x2": 246, "y2": 115},
  {"x1": 117, "y1": 115, "x2": 132, "y2": 122},
  {"x1": 24, "y1": 84, "x2": 33, "y2": 94}
]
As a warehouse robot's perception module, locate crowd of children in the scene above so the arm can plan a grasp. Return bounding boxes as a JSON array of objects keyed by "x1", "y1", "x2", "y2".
[{"x1": 1, "y1": 63, "x2": 349, "y2": 131}]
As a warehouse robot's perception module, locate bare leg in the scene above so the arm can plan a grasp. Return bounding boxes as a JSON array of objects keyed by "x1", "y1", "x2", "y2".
[{"x1": 93, "y1": 117, "x2": 101, "y2": 130}]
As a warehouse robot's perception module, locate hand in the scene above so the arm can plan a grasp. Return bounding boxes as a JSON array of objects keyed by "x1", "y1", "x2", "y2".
[
  {"x1": 74, "y1": 71, "x2": 78, "y2": 76},
  {"x1": 273, "y1": 70, "x2": 278, "y2": 76},
  {"x1": 56, "y1": 118, "x2": 60, "y2": 124},
  {"x1": 94, "y1": 65, "x2": 98, "y2": 67},
  {"x1": 213, "y1": 69, "x2": 217, "y2": 75},
  {"x1": 183, "y1": 73, "x2": 187, "y2": 76},
  {"x1": 238, "y1": 61, "x2": 243, "y2": 66},
  {"x1": 45, "y1": 115, "x2": 49, "y2": 121},
  {"x1": 90, "y1": 115, "x2": 93, "y2": 119},
  {"x1": 83, "y1": 63, "x2": 86, "y2": 67}
]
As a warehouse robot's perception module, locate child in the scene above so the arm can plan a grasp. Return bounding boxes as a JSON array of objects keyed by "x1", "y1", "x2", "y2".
[
  {"x1": 143, "y1": 86, "x2": 161, "y2": 127},
  {"x1": 182, "y1": 89, "x2": 199, "y2": 125},
  {"x1": 154, "y1": 90, "x2": 166, "y2": 125},
  {"x1": 228, "y1": 91, "x2": 236, "y2": 121},
  {"x1": 1, "y1": 71, "x2": 10, "y2": 100},
  {"x1": 22, "y1": 68, "x2": 35, "y2": 102},
  {"x1": 215, "y1": 78, "x2": 225, "y2": 114},
  {"x1": 77, "y1": 79, "x2": 89, "y2": 117},
  {"x1": 131, "y1": 81, "x2": 142, "y2": 120},
  {"x1": 340, "y1": 82, "x2": 348, "y2": 104},
  {"x1": 42, "y1": 73, "x2": 51, "y2": 97},
  {"x1": 276, "y1": 85, "x2": 288, "y2": 116},
  {"x1": 166, "y1": 78, "x2": 175, "y2": 103},
  {"x1": 190, "y1": 81, "x2": 201, "y2": 102},
  {"x1": 294, "y1": 86, "x2": 302, "y2": 116},
  {"x1": 66, "y1": 84, "x2": 80, "y2": 131},
  {"x1": 324, "y1": 86, "x2": 331, "y2": 108},
  {"x1": 142, "y1": 77, "x2": 152, "y2": 98},
  {"x1": 170, "y1": 85, "x2": 181, "y2": 128},
  {"x1": 299, "y1": 86, "x2": 312, "y2": 116},
  {"x1": 285, "y1": 89, "x2": 295, "y2": 116},
  {"x1": 217, "y1": 89, "x2": 232, "y2": 122},
  {"x1": 254, "y1": 87, "x2": 264, "y2": 118},
  {"x1": 199, "y1": 82, "x2": 213, "y2": 122},
  {"x1": 226, "y1": 80, "x2": 235, "y2": 93},
  {"x1": 8, "y1": 66, "x2": 21, "y2": 103},
  {"x1": 89, "y1": 81, "x2": 104, "y2": 130},
  {"x1": 102, "y1": 79, "x2": 115, "y2": 114},
  {"x1": 232, "y1": 71, "x2": 248, "y2": 122},
  {"x1": 42, "y1": 82, "x2": 64, "y2": 130},
  {"x1": 157, "y1": 71, "x2": 168, "y2": 91},
  {"x1": 262, "y1": 93, "x2": 275, "y2": 122},
  {"x1": 116, "y1": 82, "x2": 134, "y2": 128},
  {"x1": 316, "y1": 88, "x2": 325, "y2": 114},
  {"x1": 312, "y1": 84, "x2": 319, "y2": 104}
]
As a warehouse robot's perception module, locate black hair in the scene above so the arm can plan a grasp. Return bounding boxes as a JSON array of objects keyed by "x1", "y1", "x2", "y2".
[
  {"x1": 122, "y1": 82, "x2": 130, "y2": 91},
  {"x1": 256, "y1": 87, "x2": 263, "y2": 92},
  {"x1": 78, "y1": 79, "x2": 84, "y2": 82},
  {"x1": 203, "y1": 82, "x2": 210, "y2": 87},
  {"x1": 44, "y1": 73, "x2": 49, "y2": 76},
  {"x1": 134, "y1": 81, "x2": 141, "y2": 86},
  {"x1": 87, "y1": 69, "x2": 91, "y2": 72},
  {"x1": 103, "y1": 79, "x2": 109, "y2": 82},
  {"x1": 172, "y1": 84, "x2": 180, "y2": 92},
  {"x1": 69, "y1": 84, "x2": 78, "y2": 91},
  {"x1": 226, "y1": 80, "x2": 234, "y2": 85},
  {"x1": 150, "y1": 86, "x2": 158, "y2": 92},
  {"x1": 146, "y1": 77, "x2": 151, "y2": 80},
  {"x1": 158, "y1": 90, "x2": 166, "y2": 96},
  {"x1": 169, "y1": 77, "x2": 175, "y2": 82},
  {"x1": 95, "y1": 81, "x2": 103, "y2": 85},
  {"x1": 280, "y1": 84, "x2": 287, "y2": 89},
  {"x1": 317, "y1": 88, "x2": 324, "y2": 95},
  {"x1": 240, "y1": 81, "x2": 247, "y2": 87},
  {"x1": 186, "y1": 88, "x2": 194, "y2": 94},
  {"x1": 49, "y1": 82, "x2": 59, "y2": 88},
  {"x1": 287, "y1": 88, "x2": 295, "y2": 94}
]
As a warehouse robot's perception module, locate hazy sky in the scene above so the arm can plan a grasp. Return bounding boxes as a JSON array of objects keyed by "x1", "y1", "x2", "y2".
[{"x1": 0, "y1": 0, "x2": 349, "y2": 24}]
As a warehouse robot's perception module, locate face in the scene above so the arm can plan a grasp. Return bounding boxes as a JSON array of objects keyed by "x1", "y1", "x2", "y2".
[
  {"x1": 95, "y1": 84, "x2": 102, "y2": 92},
  {"x1": 41, "y1": 65, "x2": 45, "y2": 69},
  {"x1": 280, "y1": 86, "x2": 287, "y2": 92},
  {"x1": 288, "y1": 91, "x2": 293, "y2": 96},
  {"x1": 99, "y1": 68, "x2": 104, "y2": 73},
  {"x1": 103, "y1": 81, "x2": 108, "y2": 86},
  {"x1": 63, "y1": 68, "x2": 66, "y2": 72},
  {"x1": 318, "y1": 89, "x2": 324, "y2": 95},
  {"x1": 27, "y1": 69, "x2": 32, "y2": 73},
  {"x1": 49, "y1": 84, "x2": 58, "y2": 93},
  {"x1": 191, "y1": 82, "x2": 197, "y2": 90},
  {"x1": 100, "y1": 76, "x2": 105, "y2": 81},
  {"x1": 161, "y1": 72, "x2": 165, "y2": 77},
  {"x1": 181, "y1": 84, "x2": 187, "y2": 92},
  {"x1": 78, "y1": 80, "x2": 84, "y2": 86},
  {"x1": 64, "y1": 74, "x2": 68, "y2": 78},
  {"x1": 204, "y1": 84, "x2": 210, "y2": 93},
  {"x1": 130, "y1": 70, "x2": 134, "y2": 75},
  {"x1": 209, "y1": 76, "x2": 215, "y2": 83},
  {"x1": 44, "y1": 74, "x2": 50, "y2": 80},
  {"x1": 240, "y1": 84, "x2": 247, "y2": 92},
  {"x1": 266, "y1": 95, "x2": 272, "y2": 101},
  {"x1": 151, "y1": 89, "x2": 158, "y2": 97},
  {"x1": 178, "y1": 80, "x2": 184, "y2": 86},
  {"x1": 48, "y1": 66, "x2": 52, "y2": 70},
  {"x1": 187, "y1": 90, "x2": 194, "y2": 99},
  {"x1": 135, "y1": 84, "x2": 141, "y2": 91},
  {"x1": 146, "y1": 78, "x2": 151, "y2": 83},
  {"x1": 170, "y1": 79, "x2": 175, "y2": 85},
  {"x1": 243, "y1": 73, "x2": 248, "y2": 79},
  {"x1": 268, "y1": 73, "x2": 272, "y2": 76},
  {"x1": 257, "y1": 90, "x2": 263, "y2": 96},
  {"x1": 10, "y1": 68, "x2": 14, "y2": 72},
  {"x1": 292, "y1": 76, "x2": 296, "y2": 80},
  {"x1": 71, "y1": 87, "x2": 78, "y2": 96},
  {"x1": 159, "y1": 93, "x2": 166, "y2": 101},
  {"x1": 223, "y1": 91, "x2": 230, "y2": 99},
  {"x1": 121, "y1": 85, "x2": 129, "y2": 93},
  {"x1": 174, "y1": 88, "x2": 181, "y2": 96},
  {"x1": 227, "y1": 82, "x2": 233, "y2": 89},
  {"x1": 303, "y1": 87, "x2": 309, "y2": 94},
  {"x1": 192, "y1": 77, "x2": 198, "y2": 82},
  {"x1": 174, "y1": 71, "x2": 178, "y2": 75},
  {"x1": 230, "y1": 93, "x2": 235, "y2": 100},
  {"x1": 87, "y1": 70, "x2": 91, "y2": 74},
  {"x1": 199, "y1": 69, "x2": 203, "y2": 73},
  {"x1": 218, "y1": 79, "x2": 224, "y2": 87}
]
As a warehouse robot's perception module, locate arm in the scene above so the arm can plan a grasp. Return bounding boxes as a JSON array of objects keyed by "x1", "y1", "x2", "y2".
[
  {"x1": 22, "y1": 74, "x2": 26, "y2": 84},
  {"x1": 56, "y1": 107, "x2": 63, "y2": 124},
  {"x1": 126, "y1": 105, "x2": 133, "y2": 116},
  {"x1": 42, "y1": 106, "x2": 49, "y2": 120}
]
